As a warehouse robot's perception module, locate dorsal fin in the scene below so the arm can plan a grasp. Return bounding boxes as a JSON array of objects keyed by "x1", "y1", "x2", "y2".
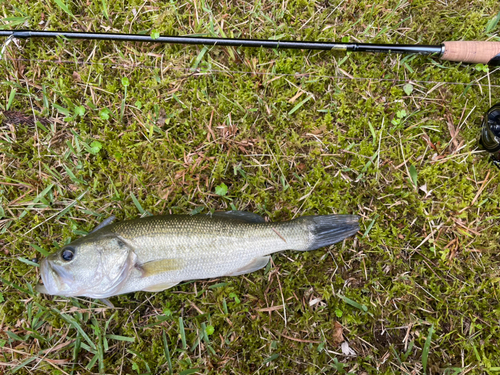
[
  {"x1": 210, "y1": 211, "x2": 266, "y2": 223},
  {"x1": 91, "y1": 215, "x2": 116, "y2": 233}
]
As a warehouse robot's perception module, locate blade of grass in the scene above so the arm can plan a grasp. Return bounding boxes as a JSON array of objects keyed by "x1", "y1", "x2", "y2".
[
  {"x1": 288, "y1": 95, "x2": 313, "y2": 115},
  {"x1": 208, "y1": 282, "x2": 227, "y2": 289},
  {"x1": 422, "y1": 324, "x2": 434, "y2": 374},
  {"x1": 191, "y1": 45, "x2": 209, "y2": 71},
  {"x1": 338, "y1": 294, "x2": 368, "y2": 312},
  {"x1": 17, "y1": 257, "x2": 39, "y2": 267},
  {"x1": 91, "y1": 318, "x2": 104, "y2": 373},
  {"x1": 179, "y1": 317, "x2": 187, "y2": 349},
  {"x1": 11, "y1": 356, "x2": 37, "y2": 373},
  {"x1": 6, "y1": 88, "x2": 16, "y2": 110},
  {"x1": 53, "y1": 103, "x2": 71, "y2": 116},
  {"x1": 79, "y1": 342, "x2": 96, "y2": 355},
  {"x1": 0, "y1": 16, "x2": 29, "y2": 29},
  {"x1": 130, "y1": 192, "x2": 145, "y2": 215},
  {"x1": 0, "y1": 276, "x2": 32, "y2": 295},
  {"x1": 105, "y1": 334, "x2": 135, "y2": 342},
  {"x1": 263, "y1": 353, "x2": 280, "y2": 364},
  {"x1": 86, "y1": 353, "x2": 99, "y2": 370},
  {"x1": 120, "y1": 77, "x2": 128, "y2": 122},
  {"x1": 363, "y1": 214, "x2": 379, "y2": 238},
  {"x1": 409, "y1": 165, "x2": 418, "y2": 187},
  {"x1": 62, "y1": 164, "x2": 87, "y2": 185},
  {"x1": 486, "y1": 11, "x2": 500, "y2": 33},
  {"x1": 189, "y1": 335, "x2": 200, "y2": 353},
  {"x1": 19, "y1": 183, "x2": 54, "y2": 220},
  {"x1": 53, "y1": 0, "x2": 77, "y2": 20},
  {"x1": 55, "y1": 190, "x2": 89, "y2": 220},
  {"x1": 52, "y1": 308, "x2": 97, "y2": 351},
  {"x1": 162, "y1": 331, "x2": 173, "y2": 375},
  {"x1": 7, "y1": 331, "x2": 27, "y2": 341},
  {"x1": 36, "y1": 120, "x2": 49, "y2": 133},
  {"x1": 127, "y1": 349, "x2": 152, "y2": 373},
  {"x1": 222, "y1": 298, "x2": 228, "y2": 314},
  {"x1": 101, "y1": 0, "x2": 109, "y2": 20}
]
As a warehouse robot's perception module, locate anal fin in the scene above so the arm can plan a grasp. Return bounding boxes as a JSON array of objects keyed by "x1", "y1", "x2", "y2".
[
  {"x1": 142, "y1": 282, "x2": 179, "y2": 292},
  {"x1": 226, "y1": 256, "x2": 270, "y2": 276}
]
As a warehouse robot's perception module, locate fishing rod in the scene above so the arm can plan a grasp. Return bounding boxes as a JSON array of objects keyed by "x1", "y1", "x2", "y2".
[{"x1": 1, "y1": 30, "x2": 500, "y2": 66}]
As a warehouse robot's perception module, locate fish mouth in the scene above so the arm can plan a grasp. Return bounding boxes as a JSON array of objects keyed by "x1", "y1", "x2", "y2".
[
  {"x1": 38, "y1": 258, "x2": 58, "y2": 295},
  {"x1": 38, "y1": 258, "x2": 74, "y2": 296}
]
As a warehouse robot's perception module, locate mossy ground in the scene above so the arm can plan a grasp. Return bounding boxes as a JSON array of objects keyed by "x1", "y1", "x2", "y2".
[{"x1": 1, "y1": 0, "x2": 500, "y2": 374}]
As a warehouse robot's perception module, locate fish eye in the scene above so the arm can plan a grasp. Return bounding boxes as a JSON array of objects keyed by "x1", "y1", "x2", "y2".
[{"x1": 61, "y1": 247, "x2": 75, "y2": 261}]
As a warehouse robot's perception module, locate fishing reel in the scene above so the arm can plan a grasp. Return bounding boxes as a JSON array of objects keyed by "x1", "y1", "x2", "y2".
[{"x1": 480, "y1": 103, "x2": 500, "y2": 168}]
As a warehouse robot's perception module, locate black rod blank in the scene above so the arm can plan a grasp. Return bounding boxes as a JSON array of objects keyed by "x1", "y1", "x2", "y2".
[{"x1": 0, "y1": 30, "x2": 444, "y2": 56}]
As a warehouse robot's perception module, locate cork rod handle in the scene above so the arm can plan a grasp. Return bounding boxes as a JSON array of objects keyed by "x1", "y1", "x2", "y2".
[{"x1": 441, "y1": 41, "x2": 500, "y2": 65}]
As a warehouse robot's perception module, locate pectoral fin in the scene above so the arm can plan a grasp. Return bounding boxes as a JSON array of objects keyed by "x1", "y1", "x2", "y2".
[
  {"x1": 136, "y1": 259, "x2": 184, "y2": 277},
  {"x1": 142, "y1": 282, "x2": 180, "y2": 292},
  {"x1": 226, "y1": 256, "x2": 270, "y2": 276}
]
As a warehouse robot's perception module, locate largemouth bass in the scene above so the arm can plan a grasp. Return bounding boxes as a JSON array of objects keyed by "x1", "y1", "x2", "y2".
[{"x1": 36, "y1": 211, "x2": 359, "y2": 299}]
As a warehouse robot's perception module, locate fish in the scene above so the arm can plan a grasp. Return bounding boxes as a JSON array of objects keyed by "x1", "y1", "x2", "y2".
[{"x1": 36, "y1": 211, "x2": 359, "y2": 300}]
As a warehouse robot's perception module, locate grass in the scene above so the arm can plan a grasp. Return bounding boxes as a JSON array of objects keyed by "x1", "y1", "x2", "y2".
[{"x1": 1, "y1": 0, "x2": 500, "y2": 373}]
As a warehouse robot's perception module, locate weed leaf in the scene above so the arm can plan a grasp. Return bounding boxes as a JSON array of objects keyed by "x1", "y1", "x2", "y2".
[
  {"x1": 215, "y1": 183, "x2": 228, "y2": 196},
  {"x1": 151, "y1": 29, "x2": 160, "y2": 39},
  {"x1": 403, "y1": 83, "x2": 413, "y2": 95}
]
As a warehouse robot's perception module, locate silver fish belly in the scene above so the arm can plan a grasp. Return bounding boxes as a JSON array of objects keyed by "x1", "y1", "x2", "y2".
[{"x1": 37, "y1": 211, "x2": 359, "y2": 299}]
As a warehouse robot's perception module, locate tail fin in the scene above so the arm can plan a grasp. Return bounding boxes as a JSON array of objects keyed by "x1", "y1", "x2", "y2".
[{"x1": 299, "y1": 215, "x2": 359, "y2": 251}]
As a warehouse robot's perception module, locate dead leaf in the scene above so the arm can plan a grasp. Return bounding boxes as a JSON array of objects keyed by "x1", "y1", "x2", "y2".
[
  {"x1": 333, "y1": 321, "x2": 343, "y2": 345},
  {"x1": 257, "y1": 305, "x2": 284, "y2": 312},
  {"x1": 421, "y1": 132, "x2": 437, "y2": 152},
  {"x1": 156, "y1": 108, "x2": 167, "y2": 126},
  {"x1": 446, "y1": 113, "x2": 461, "y2": 154}
]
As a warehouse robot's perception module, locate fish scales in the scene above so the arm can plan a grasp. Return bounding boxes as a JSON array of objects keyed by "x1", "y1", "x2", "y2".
[
  {"x1": 110, "y1": 216, "x2": 310, "y2": 293},
  {"x1": 112, "y1": 215, "x2": 310, "y2": 262}
]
